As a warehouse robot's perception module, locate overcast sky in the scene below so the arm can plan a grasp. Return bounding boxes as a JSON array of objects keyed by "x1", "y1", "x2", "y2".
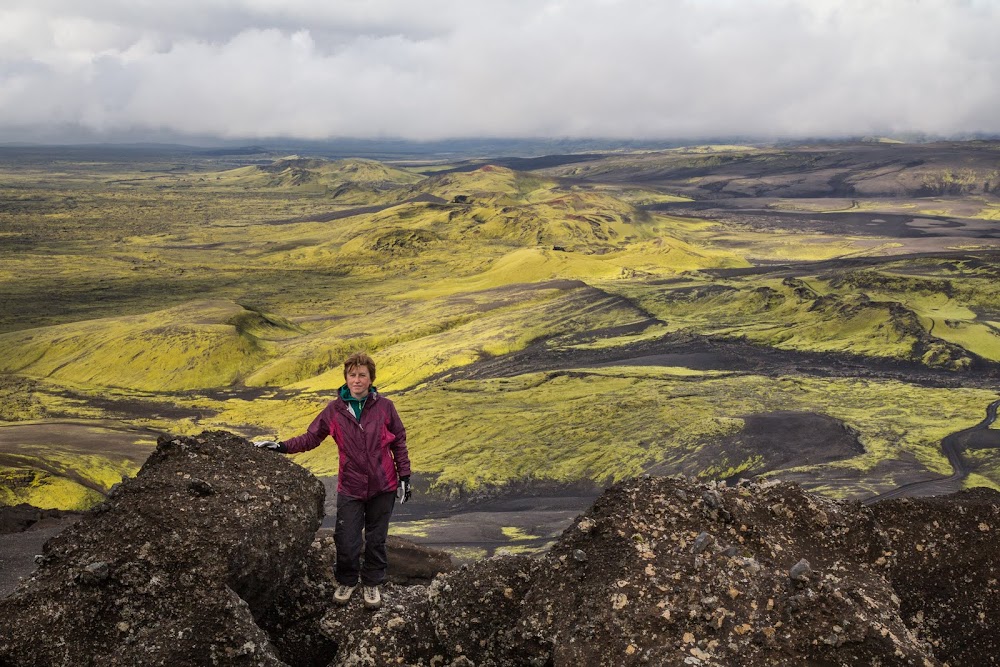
[{"x1": 1, "y1": 0, "x2": 998, "y2": 143}]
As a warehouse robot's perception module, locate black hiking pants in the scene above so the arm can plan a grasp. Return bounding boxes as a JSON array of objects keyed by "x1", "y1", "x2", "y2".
[{"x1": 334, "y1": 490, "x2": 396, "y2": 587}]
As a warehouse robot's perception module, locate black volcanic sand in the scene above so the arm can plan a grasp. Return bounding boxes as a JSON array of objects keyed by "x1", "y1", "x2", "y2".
[
  {"x1": 444, "y1": 318, "x2": 1000, "y2": 509},
  {"x1": 452, "y1": 327, "x2": 1000, "y2": 389},
  {"x1": 645, "y1": 411, "x2": 866, "y2": 482},
  {"x1": 0, "y1": 522, "x2": 73, "y2": 596},
  {"x1": 374, "y1": 491, "x2": 599, "y2": 561},
  {"x1": 315, "y1": 471, "x2": 599, "y2": 562},
  {"x1": 713, "y1": 412, "x2": 865, "y2": 471},
  {"x1": 649, "y1": 205, "x2": 1000, "y2": 240},
  {"x1": 0, "y1": 421, "x2": 157, "y2": 456}
]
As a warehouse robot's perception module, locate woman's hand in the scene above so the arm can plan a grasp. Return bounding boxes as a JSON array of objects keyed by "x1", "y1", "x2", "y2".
[
  {"x1": 252, "y1": 440, "x2": 286, "y2": 453},
  {"x1": 397, "y1": 476, "x2": 412, "y2": 503}
]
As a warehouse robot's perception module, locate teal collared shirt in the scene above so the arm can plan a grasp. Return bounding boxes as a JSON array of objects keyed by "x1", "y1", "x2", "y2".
[{"x1": 339, "y1": 384, "x2": 374, "y2": 421}]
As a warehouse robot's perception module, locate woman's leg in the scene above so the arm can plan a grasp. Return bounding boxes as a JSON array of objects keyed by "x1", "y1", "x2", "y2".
[
  {"x1": 360, "y1": 490, "x2": 396, "y2": 586},
  {"x1": 334, "y1": 493, "x2": 365, "y2": 585}
]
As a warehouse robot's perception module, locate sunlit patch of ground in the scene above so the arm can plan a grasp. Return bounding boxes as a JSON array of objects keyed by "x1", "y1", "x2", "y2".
[
  {"x1": 0, "y1": 421, "x2": 154, "y2": 509},
  {"x1": 384, "y1": 500, "x2": 584, "y2": 562}
]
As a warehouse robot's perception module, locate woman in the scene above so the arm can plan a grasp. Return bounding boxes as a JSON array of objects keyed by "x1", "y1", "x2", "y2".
[{"x1": 255, "y1": 352, "x2": 411, "y2": 610}]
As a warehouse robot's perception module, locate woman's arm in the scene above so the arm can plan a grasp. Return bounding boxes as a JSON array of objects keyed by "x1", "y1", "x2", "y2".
[
  {"x1": 282, "y1": 403, "x2": 335, "y2": 454},
  {"x1": 386, "y1": 402, "x2": 410, "y2": 477}
]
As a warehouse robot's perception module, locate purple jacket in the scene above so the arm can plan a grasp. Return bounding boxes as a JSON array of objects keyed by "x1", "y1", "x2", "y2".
[{"x1": 283, "y1": 390, "x2": 410, "y2": 500}]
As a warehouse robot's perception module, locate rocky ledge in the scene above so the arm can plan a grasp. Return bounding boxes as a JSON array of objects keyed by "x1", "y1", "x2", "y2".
[
  {"x1": 321, "y1": 477, "x2": 1000, "y2": 666},
  {"x1": 2, "y1": 430, "x2": 999, "y2": 666}
]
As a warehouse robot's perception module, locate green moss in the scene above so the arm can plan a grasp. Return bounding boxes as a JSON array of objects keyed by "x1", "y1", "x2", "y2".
[
  {"x1": 496, "y1": 543, "x2": 553, "y2": 556},
  {"x1": 388, "y1": 520, "x2": 435, "y2": 539},
  {"x1": 500, "y1": 526, "x2": 539, "y2": 541},
  {"x1": 3, "y1": 150, "x2": 999, "y2": 507},
  {"x1": 604, "y1": 272, "x2": 990, "y2": 368},
  {"x1": 0, "y1": 301, "x2": 275, "y2": 391},
  {"x1": 441, "y1": 546, "x2": 488, "y2": 562},
  {"x1": 699, "y1": 454, "x2": 764, "y2": 480},
  {"x1": 964, "y1": 474, "x2": 1000, "y2": 492},
  {"x1": 0, "y1": 467, "x2": 104, "y2": 510},
  {"x1": 0, "y1": 375, "x2": 45, "y2": 421},
  {"x1": 388, "y1": 370, "x2": 992, "y2": 494}
]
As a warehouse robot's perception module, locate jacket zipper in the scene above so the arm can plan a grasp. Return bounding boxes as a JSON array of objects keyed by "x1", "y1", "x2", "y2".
[
  {"x1": 344, "y1": 400, "x2": 369, "y2": 432},
  {"x1": 347, "y1": 404, "x2": 365, "y2": 432}
]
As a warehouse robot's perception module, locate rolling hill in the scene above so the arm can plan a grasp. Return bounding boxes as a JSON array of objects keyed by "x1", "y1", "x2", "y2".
[{"x1": 1, "y1": 141, "x2": 999, "y2": 513}]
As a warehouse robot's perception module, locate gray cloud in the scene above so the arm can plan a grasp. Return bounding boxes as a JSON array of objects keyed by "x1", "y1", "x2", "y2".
[{"x1": 1, "y1": 0, "x2": 998, "y2": 142}]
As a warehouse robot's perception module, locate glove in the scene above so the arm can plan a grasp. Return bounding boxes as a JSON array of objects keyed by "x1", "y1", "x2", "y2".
[
  {"x1": 396, "y1": 476, "x2": 412, "y2": 504},
  {"x1": 253, "y1": 440, "x2": 286, "y2": 453}
]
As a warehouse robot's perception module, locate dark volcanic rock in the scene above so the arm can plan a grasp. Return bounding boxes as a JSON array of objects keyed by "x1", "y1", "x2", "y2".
[
  {"x1": 258, "y1": 528, "x2": 342, "y2": 667},
  {"x1": 0, "y1": 431, "x2": 326, "y2": 667},
  {"x1": 319, "y1": 555, "x2": 543, "y2": 667},
  {"x1": 318, "y1": 476, "x2": 955, "y2": 666},
  {"x1": 872, "y1": 487, "x2": 1000, "y2": 667},
  {"x1": 320, "y1": 584, "x2": 438, "y2": 666},
  {"x1": 0, "y1": 504, "x2": 78, "y2": 535},
  {"x1": 514, "y1": 477, "x2": 928, "y2": 666},
  {"x1": 5, "y1": 435, "x2": 1000, "y2": 667}
]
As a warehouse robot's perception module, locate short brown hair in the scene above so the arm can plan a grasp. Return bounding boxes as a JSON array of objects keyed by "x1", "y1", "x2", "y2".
[{"x1": 343, "y1": 352, "x2": 376, "y2": 382}]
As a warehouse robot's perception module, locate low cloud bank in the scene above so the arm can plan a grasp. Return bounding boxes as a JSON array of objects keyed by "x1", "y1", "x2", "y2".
[{"x1": 1, "y1": 1, "x2": 999, "y2": 142}]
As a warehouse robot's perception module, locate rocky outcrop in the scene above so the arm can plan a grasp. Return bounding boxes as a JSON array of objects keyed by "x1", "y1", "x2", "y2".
[
  {"x1": 0, "y1": 431, "x2": 326, "y2": 666},
  {"x1": 318, "y1": 476, "x2": 1000, "y2": 666},
  {"x1": 0, "y1": 504, "x2": 78, "y2": 534},
  {"x1": 4, "y1": 431, "x2": 1000, "y2": 666}
]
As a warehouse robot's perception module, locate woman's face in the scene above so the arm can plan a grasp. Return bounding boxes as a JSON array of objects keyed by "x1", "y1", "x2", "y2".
[{"x1": 346, "y1": 365, "x2": 372, "y2": 398}]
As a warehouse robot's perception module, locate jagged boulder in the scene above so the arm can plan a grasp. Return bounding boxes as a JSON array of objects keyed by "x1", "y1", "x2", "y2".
[
  {"x1": 0, "y1": 431, "x2": 326, "y2": 667},
  {"x1": 319, "y1": 476, "x2": 953, "y2": 666},
  {"x1": 513, "y1": 476, "x2": 930, "y2": 666}
]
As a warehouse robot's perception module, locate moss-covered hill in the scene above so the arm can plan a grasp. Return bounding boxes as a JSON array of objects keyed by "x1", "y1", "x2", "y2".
[
  {"x1": 1, "y1": 145, "x2": 998, "y2": 511},
  {"x1": 192, "y1": 156, "x2": 425, "y2": 200}
]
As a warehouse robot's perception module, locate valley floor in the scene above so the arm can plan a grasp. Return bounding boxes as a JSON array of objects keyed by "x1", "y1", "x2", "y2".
[{"x1": 3, "y1": 141, "x2": 1000, "y2": 561}]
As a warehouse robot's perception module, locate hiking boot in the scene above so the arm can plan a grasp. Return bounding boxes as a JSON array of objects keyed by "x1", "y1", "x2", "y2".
[
  {"x1": 333, "y1": 583, "x2": 357, "y2": 605},
  {"x1": 362, "y1": 585, "x2": 382, "y2": 609}
]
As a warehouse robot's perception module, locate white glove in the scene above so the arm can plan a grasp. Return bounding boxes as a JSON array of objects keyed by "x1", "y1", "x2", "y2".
[
  {"x1": 253, "y1": 440, "x2": 285, "y2": 453},
  {"x1": 397, "y1": 476, "x2": 412, "y2": 504}
]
